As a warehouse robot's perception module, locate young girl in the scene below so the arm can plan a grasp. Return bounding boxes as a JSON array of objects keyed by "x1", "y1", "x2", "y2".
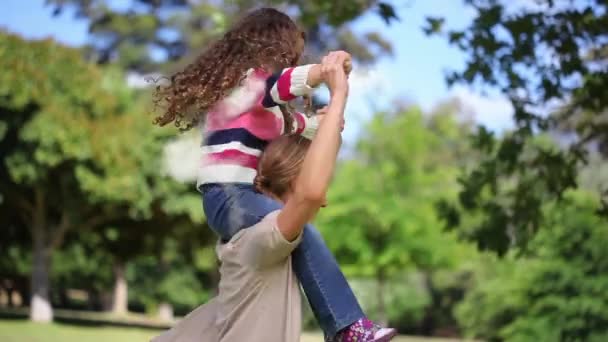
[{"x1": 154, "y1": 8, "x2": 395, "y2": 341}]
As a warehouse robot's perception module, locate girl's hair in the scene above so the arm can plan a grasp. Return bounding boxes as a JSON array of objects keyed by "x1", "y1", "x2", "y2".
[
  {"x1": 154, "y1": 7, "x2": 305, "y2": 130},
  {"x1": 254, "y1": 134, "x2": 310, "y2": 198}
]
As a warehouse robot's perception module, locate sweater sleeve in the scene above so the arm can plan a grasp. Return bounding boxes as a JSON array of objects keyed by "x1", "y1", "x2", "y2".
[
  {"x1": 261, "y1": 65, "x2": 316, "y2": 107},
  {"x1": 292, "y1": 112, "x2": 319, "y2": 140}
]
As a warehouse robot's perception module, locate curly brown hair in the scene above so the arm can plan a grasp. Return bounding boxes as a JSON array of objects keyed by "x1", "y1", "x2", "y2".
[{"x1": 153, "y1": 8, "x2": 306, "y2": 130}]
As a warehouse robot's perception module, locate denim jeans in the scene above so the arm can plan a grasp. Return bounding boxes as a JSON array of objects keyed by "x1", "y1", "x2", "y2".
[{"x1": 201, "y1": 183, "x2": 364, "y2": 338}]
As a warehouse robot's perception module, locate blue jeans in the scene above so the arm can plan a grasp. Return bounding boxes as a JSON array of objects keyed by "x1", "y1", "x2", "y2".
[{"x1": 201, "y1": 183, "x2": 364, "y2": 338}]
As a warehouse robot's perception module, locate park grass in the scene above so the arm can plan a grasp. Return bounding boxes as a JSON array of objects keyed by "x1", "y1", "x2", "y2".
[{"x1": 0, "y1": 319, "x2": 465, "y2": 342}]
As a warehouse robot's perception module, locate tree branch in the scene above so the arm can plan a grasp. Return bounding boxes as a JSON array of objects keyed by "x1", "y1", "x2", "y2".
[
  {"x1": 32, "y1": 187, "x2": 47, "y2": 241},
  {"x1": 50, "y1": 210, "x2": 71, "y2": 250},
  {"x1": 82, "y1": 214, "x2": 112, "y2": 230}
]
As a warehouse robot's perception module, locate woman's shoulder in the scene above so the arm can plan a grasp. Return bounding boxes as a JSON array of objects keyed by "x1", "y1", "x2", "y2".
[{"x1": 239, "y1": 209, "x2": 282, "y2": 239}]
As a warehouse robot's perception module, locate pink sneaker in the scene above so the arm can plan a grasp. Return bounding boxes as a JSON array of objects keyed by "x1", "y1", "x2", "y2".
[
  {"x1": 335, "y1": 318, "x2": 397, "y2": 342},
  {"x1": 372, "y1": 326, "x2": 398, "y2": 342}
]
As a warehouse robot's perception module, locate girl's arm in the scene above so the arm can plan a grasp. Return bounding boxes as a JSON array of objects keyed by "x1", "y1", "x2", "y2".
[
  {"x1": 261, "y1": 65, "x2": 322, "y2": 108},
  {"x1": 276, "y1": 54, "x2": 349, "y2": 241},
  {"x1": 292, "y1": 106, "x2": 344, "y2": 140},
  {"x1": 261, "y1": 51, "x2": 351, "y2": 108},
  {"x1": 292, "y1": 111, "x2": 319, "y2": 140}
]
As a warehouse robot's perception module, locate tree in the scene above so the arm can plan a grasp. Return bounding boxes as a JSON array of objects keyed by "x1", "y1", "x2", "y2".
[
  {"x1": 0, "y1": 32, "x2": 188, "y2": 322},
  {"x1": 46, "y1": 0, "x2": 398, "y2": 72},
  {"x1": 0, "y1": 32, "x2": 123, "y2": 321},
  {"x1": 97, "y1": 191, "x2": 210, "y2": 317},
  {"x1": 426, "y1": 0, "x2": 608, "y2": 254},
  {"x1": 127, "y1": 240, "x2": 216, "y2": 319},
  {"x1": 455, "y1": 190, "x2": 608, "y2": 341},
  {"x1": 316, "y1": 103, "x2": 475, "y2": 327},
  {"x1": 51, "y1": 230, "x2": 114, "y2": 310},
  {"x1": 48, "y1": 189, "x2": 212, "y2": 317}
]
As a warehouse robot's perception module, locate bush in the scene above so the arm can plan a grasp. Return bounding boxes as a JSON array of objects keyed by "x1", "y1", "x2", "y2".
[
  {"x1": 456, "y1": 191, "x2": 608, "y2": 341},
  {"x1": 127, "y1": 255, "x2": 211, "y2": 316}
]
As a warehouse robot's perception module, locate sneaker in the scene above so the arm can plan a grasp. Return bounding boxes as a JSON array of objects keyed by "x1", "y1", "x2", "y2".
[
  {"x1": 335, "y1": 318, "x2": 397, "y2": 342},
  {"x1": 372, "y1": 326, "x2": 397, "y2": 342}
]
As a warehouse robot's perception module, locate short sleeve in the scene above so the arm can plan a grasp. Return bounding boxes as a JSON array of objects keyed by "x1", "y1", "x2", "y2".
[{"x1": 237, "y1": 210, "x2": 303, "y2": 268}]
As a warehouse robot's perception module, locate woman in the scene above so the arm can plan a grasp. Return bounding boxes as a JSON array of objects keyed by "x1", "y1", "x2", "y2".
[{"x1": 152, "y1": 54, "x2": 396, "y2": 342}]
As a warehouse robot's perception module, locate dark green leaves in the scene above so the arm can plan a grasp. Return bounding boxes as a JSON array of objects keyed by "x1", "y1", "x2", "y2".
[
  {"x1": 377, "y1": 2, "x2": 399, "y2": 25},
  {"x1": 423, "y1": 17, "x2": 445, "y2": 35},
  {"x1": 431, "y1": 0, "x2": 608, "y2": 254}
]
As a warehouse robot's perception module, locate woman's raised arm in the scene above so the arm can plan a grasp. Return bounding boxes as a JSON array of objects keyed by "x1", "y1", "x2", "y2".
[{"x1": 276, "y1": 52, "x2": 349, "y2": 241}]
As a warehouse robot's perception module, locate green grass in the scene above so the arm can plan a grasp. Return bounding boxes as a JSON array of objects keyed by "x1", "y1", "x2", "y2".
[
  {"x1": 0, "y1": 319, "x2": 465, "y2": 342},
  {"x1": 0, "y1": 320, "x2": 157, "y2": 342}
]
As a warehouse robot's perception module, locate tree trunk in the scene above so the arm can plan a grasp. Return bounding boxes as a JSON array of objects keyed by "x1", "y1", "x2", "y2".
[
  {"x1": 30, "y1": 229, "x2": 53, "y2": 323},
  {"x1": 7, "y1": 288, "x2": 12, "y2": 307},
  {"x1": 158, "y1": 302, "x2": 174, "y2": 322},
  {"x1": 111, "y1": 261, "x2": 128, "y2": 315},
  {"x1": 3, "y1": 281, "x2": 14, "y2": 307},
  {"x1": 420, "y1": 271, "x2": 439, "y2": 336},
  {"x1": 376, "y1": 273, "x2": 388, "y2": 327},
  {"x1": 17, "y1": 276, "x2": 30, "y2": 308},
  {"x1": 60, "y1": 287, "x2": 71, "y2": 309},
  {"x1": 99, "y1": 290, "x2": 113, "y2": 312},
  {"x1": 0, "y1": 285, "x2": 8, "y2": 307}
]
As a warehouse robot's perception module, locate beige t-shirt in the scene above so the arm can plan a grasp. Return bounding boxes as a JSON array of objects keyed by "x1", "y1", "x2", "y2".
[{"x1": 151, "y1": 210, "x2": 303, "y2": 342}]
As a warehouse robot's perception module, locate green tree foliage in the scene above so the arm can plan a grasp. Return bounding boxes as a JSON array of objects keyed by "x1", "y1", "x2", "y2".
[
  {"x1": 0, "y1": 31, "x2": 132, "y2": 321},
  {"x1": 428, "y1": 0, "x2": 608, "y2": 254},
  {"x1": 51, "y1": 231, "x2": 114, "y2": 310},
  {"x1": 456, "y1": 190, "x2": 608, "y2": 341},
  {"x1": 127, "y1": 250, "x2": 212, "y2": 316},
  {"x1": 0, "y1": 31, "x2": 201, "y2": 321},
  {"x1": 46, "y1": 0, "x2": 398, "y2": 72},
  {"x1": 316, "y1": 104, "x2": 475, "y2": 326},
  {"x1": 122, "y1": 212, "x2": 217, "y2": 316}
]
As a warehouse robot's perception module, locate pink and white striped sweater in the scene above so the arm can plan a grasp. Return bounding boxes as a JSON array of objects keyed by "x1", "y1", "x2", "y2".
[{"x1": 197, "y1": 65, "x2": 319, "y2": 188}]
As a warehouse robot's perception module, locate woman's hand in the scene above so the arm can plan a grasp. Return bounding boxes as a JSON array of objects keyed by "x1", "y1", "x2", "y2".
[
  {"x1": 277, "y1": 54, "x2": 349, "y2": 241},
  {"x1": 306, "y1": 50, "x2": 351, "y2": 90}
]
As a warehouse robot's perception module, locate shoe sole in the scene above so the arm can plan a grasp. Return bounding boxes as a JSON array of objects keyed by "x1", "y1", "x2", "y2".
[{"x1": 372, "y1": 328, "x2": 398, "y2": 342}]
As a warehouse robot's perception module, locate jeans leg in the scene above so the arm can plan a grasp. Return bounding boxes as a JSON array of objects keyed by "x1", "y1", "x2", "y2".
[
  {"x1": 201, "y1": 184, "x2": 236, "y2": 240},
  {"x1": 293, "y1": 224, "x2": 364, "y2": 338}
]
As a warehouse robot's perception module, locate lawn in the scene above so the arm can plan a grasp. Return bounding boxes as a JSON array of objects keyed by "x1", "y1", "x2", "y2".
[{"x1": 0, "y1": 319, "x2": 466, "y2": 342}]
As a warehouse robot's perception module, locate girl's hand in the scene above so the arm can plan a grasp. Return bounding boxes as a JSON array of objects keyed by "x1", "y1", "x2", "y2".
[
  {"x1": 343, "y1": 58, "x2": 352, "y2": 76},
  {"x1": 321, "y1": 52, "x2": 349, "y2": 96}
]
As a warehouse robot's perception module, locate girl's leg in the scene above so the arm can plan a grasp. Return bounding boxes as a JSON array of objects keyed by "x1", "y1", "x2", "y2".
[
  {"x1": 200, "y1": 184, "x2": 364, "y2": 337},
  {"x1": 201, "y1": 184, "x2": 268, "y2": 240},
  {"x1": 293, "y1": 223, "x2": 365, "y2": 337}
]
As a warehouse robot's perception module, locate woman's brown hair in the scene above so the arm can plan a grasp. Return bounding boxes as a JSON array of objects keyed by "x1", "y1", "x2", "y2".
[
  {"x1": 254, "y1": 134, "x2": 311, "y2": 198},
  {"x1": 153, "y1": 7, "x2": 305, "y2": 130}
]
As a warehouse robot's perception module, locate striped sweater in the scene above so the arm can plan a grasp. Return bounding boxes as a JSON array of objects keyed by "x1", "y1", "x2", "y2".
[{"x1": 197, "y1": 65, "x2": 319, "y2": 188}]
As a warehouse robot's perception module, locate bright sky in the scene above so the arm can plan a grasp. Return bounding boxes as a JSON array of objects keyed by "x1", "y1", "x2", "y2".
[{"x1": 1, "y1": 0, "x2": 514, "y2": 144}]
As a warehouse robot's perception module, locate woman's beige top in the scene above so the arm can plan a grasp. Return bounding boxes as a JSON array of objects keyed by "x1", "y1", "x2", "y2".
[{"x1": 151, "y1": 210, "x2": 303, "y2": 342}]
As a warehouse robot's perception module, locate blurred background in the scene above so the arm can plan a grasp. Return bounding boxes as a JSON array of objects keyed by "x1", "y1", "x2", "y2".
[{"x1": 1, "y1": 0, "x2": 607, "y2": 341}]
